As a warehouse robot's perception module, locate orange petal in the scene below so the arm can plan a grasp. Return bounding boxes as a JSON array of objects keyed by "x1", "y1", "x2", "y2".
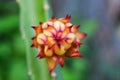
[
  {"x1": 71, "y1": 25, "x2": 80, "y2": 32},
  {"x1": 31, "y1": 36, "x2": 38, "y2": 48},
  {"x1": 58, "y1": 15, "x2": 71, "y2": 23},
  {"x1": 60, "y1": 28, "x2": 70, "y2": 38},
  {"x1": 76, "y1": 32, "x2": 87, "y2": 40},
  {"x1": 64, "y1": 27, "x2": 70, "y2": 33},
  {"x1": 54, "y1": 44, "x2": 66, "y2": 55},
  {"x1": 44, "y1": 46, "x2": 53, "y2": 57},
  {"x1": 50, "y1": 16, "x2": 56, "y2": 22},
  {"x1": 69, "y1": 51, "x2": 83, "y2": 58},
  {"x1": 46, "y1": 57, "x2": 57, "y2": 73},
  {"x1": 36, "y1": 46, "x2": 45, "y2": 58},
  {"x1": 58, "y1": 56, "x2": 65, "y2": 67},
  {"x1": 32, "y1": 26, "x2": 42, "y2": 34},
  {"x1": 36, "y1": 52, "x2": 45, "y2": 58}
]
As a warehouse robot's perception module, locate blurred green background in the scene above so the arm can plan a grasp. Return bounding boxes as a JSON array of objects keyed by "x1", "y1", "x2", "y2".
[{"x1": 0, "y1": 0, "x2": 120, "y2": 80}]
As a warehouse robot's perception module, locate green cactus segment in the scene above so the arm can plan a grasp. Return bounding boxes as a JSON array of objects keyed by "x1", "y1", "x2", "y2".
[{"x1": 19, "y1": 0, "x2": 51, "y2": 80}]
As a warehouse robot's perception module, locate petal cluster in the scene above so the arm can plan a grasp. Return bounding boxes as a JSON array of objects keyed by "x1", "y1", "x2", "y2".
[{"x1": 31, "y1": 15, "x2": 87, "y2": 73}]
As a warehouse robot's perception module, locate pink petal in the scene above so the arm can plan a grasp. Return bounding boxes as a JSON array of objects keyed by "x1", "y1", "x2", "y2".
[
  {"x1": 54, "y1": 21, "x2": 65, "y2": 32},
  {"x1": 37, "y1": 34, "x2": 47, "y2": 44}
]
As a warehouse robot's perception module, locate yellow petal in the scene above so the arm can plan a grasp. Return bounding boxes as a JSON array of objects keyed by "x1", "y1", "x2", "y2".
[
  {"x1": 54, "y1": 21, "x2": 65, "y2": 31},
  {"x1": 37, "y1": 34, "x2": 47, "y2": 44},
  {"x1": 71, "y1": 25, "x2": 80, "y2": 32},
  {"x1": 54, "y1": 44, "x2": 65, "y2": 55},
  {"x1": 46, "y1": 37, "x2": 56, "y2": 45},
  {"x1": 42, "y1": 23, "x2": 48, "y2": 29},
  {"x1": 43, "y1": 30, "x2": 53, "y2": 36},
  {"x1": 66, "y1": 33, "x2": 75, "y2": 43},
  {"x1": 44, "y1": 46, "x2": 53, "y2": 56},
  {"x1": 62, "y1": 40, "x2": 71, "y2": 50},
  {"x1": 46, "y1": 57, "x2": 57, "y2": 73},
  {"x1": 47, "y1": 26, "x2": 56, "y2": 36}
]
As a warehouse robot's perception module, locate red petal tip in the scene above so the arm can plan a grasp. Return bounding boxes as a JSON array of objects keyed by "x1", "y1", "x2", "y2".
[
  {"x1": 32, "y1": 26, "x2": 36, "y2": 29},
  {"x1": 65, "y1": 14, "x2": 71, "y2": 19},
  {"x1": 84, "y1": 33, "x2": 87, "y2": 37},
  {"x1": 39, "y1": 22, "x2": 43, "y2": 25},
  {"x1": 32, "y1": 37, "x2": 35, "y2": 40},
  {"x1": 77, "y1": 25, "x2": 80, "y2": 28},
  {"x1": 60, "y1": 64, "x2": 64, "y2": 67},
  {"x1": 58, "y1": 57, "x2": 65, "y2": 67},
  {"x1": 51, "y1": 16, "x2": 56, "y2": 19},
  {"x1": 77, "y1": 54, "x2": 83, "y2": 58},
  {"x1": 76, "y1": 42, "x2": 82, "y2": 47},
  {"x1": 31, "y1": 44, "x2": 34, "y2": 47},
  {"x1": 68, "y1": 51, "x2": 83, "y2": 58},
  {"x1": 36, "y1": 53, "x2": 45, "y2": 58},
  {"x1": 83, "y1": 33, "x2": 87, "y2": 39}
]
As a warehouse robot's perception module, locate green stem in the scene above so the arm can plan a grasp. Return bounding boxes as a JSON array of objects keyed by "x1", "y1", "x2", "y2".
[
  {"x1": 19, "y1": 0, "x2": 51, "y2": 80},
  {"x1": 54, "y1": 65, "x2": 64, "y2": 80}
]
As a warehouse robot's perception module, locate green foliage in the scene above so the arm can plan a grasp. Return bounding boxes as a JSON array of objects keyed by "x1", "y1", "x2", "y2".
[
  {"x1": 0, "y1": 15, "x2": 19, "y2": 33},
  {"x1": 19, "y1": 0, "x2": 54, "y2": 80},
  {"x1": 0, "y1": 42, "x2": 11, "y2": 58},
  {"x1": 8, "y1": 59, "x2": 28, "y2": 80},
  {"x1": 80, "y1": 20, "x2": 98, "y2": 39}
]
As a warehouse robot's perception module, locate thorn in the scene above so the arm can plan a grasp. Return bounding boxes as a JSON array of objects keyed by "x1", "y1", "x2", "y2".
[
  {"x1": 22, "y1": 34, "x2": 26, "y2": 40},
  {"x1": 51, "y1": 71, "x2": 56, "y2": 78},
  {"x1": 16, "y1": 0, "x2": 20, "y2": 3},
  {"x1": 44, "y1": 3, "x2": 49, "y2": 11},
  {"x1": 28, "y1": 71, "x2": 32, "y2": 76},
  {"x1": 65, "y1": 14, "x2": 71, "y2": 19}
]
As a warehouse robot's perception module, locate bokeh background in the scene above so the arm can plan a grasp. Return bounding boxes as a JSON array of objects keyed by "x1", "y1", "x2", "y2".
[{"x1": 0, "y1": 0, "x2": 120, "y2": 80}]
